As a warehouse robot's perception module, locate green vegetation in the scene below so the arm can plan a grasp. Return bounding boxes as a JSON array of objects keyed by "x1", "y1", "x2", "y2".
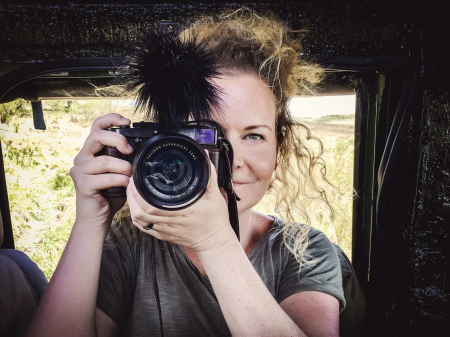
[
  {"x1": 1, "y1": 99, "x2": 354, "y2": 279},
  {"x1": 7, "y1": 143, "x2": 43, "y2": 167},
  {"x1": 0, "y1": 100, "x2": 134, "y2": 279},
  {"x1": 0, "y1": 99, "x2": 30, "y2": 124},
  {"x1": 48, "y1": 169, "x2": 73, "y2": 191}
]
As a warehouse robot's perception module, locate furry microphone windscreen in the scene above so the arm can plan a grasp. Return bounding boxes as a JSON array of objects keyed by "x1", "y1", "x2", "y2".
[{"x1": 122, "y1": 31, "x2": 222, "y2": 131}]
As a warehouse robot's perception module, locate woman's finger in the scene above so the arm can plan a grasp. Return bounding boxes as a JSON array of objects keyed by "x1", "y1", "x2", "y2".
[
  {"x1": 76, "y1": 129, "x2": 133, "y2": 164},
  {"x1": 74, "y1": 114, "x2": 133, "y2": 166},
  {"x1": 131, "y1": 219, "x2": 165, "y2": 233},
  {"x1": 129, "y1": 180, "x2": 185, "y2": 218},
  {"x1": 77, "y1": 156, "x2": 133, "y2": 176},
  {"x1": 91, "y1": 113, "x2": 131, "y2": 132},
  {"x1": 73, "y1": 172, "x2": 130, "y2": 193},
  {"x1": 205, "y1": 158, "x2": 221, "y2": 195},
  {"x1": 128, "y1": 197, "x2": 179, "y2": 225},
  {"x1": 126, "y1": 180, "x2": 182, "y2": 221},
  {"x1": 131, "y1": 219, "x2": 178, "y2": 239},
  {"x1": 131, "y1": 219, "x2": 165, "y2": 239},
  {"x1": 131, "y1": 218, "x2": 149, "y2": 230}
]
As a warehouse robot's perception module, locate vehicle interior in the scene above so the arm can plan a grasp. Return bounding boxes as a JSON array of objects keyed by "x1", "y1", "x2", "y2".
[{"x1": 1, "y1": 1, "x2": 449, "y2": 336}]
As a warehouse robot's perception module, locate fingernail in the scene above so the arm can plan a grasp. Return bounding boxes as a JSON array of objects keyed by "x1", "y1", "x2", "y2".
[
  {"x1": 127, "y1": 143, "x2": 134, "y2": 152},
  {"x1": 121, "y1": 116, "x2": 131, "y2": 123}
]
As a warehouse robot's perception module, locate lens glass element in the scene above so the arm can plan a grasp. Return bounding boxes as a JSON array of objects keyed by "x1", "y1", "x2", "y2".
[{"x1": 137, "y1": 137, "x2": 208, "y2": 205}]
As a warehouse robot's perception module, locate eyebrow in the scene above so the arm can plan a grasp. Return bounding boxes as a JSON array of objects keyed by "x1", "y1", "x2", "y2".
[{"x1": 244, "y1": 124, "x2": 273, "y2": 131}]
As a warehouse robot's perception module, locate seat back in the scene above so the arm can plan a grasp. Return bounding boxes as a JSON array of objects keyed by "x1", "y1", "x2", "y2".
[
  {"x1": 0, "y1": 209, "x2": 48, "y2": 337},
  {"x1": 334, "y1": 244, "x2": 366, "y2": 337},
  {"x1": 0, "y1": 249, "x2": 48, "y2": 337}
]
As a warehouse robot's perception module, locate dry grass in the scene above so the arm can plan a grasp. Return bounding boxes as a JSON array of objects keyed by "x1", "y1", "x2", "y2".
[
  {"x1": 0, "y1": 100, "x2": 134, "y2": 279},
  {"x1": 1, "y1": 100, "x2": 354, "y2": 279}
]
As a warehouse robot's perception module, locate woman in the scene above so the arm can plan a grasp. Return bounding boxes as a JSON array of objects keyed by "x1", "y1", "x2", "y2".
[{"x1": 28, "y1": 11, "x2": 345, "y2": 336}]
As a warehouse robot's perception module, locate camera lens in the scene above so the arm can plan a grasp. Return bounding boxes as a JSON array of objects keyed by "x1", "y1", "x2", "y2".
[
  {"x1": 145, "y1": 150, "x2": 192, "y2": 197},
  {"x1": 133, "y1": 134, "x2": 210, "y2": 210}
]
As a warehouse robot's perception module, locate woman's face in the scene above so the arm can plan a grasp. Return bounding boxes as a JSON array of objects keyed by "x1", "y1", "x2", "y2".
[{"x1": 212, "y1": 73, "x2": 278, "y2": 215}]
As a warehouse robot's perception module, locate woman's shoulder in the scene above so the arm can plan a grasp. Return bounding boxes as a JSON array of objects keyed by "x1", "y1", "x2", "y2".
[
  {"x1": 305, "y1": 227, "x2": 336, "y2": 254},
  {"x1": 249, "y1": 216, "x2": 333, "y2": 262},
  {"x1": 255, "y1": 216, "x2": 339, "y2": 269},
  {"x1": 250, "y1": 216, "x2": 346, "y2": 310},
  {"x1": 264, "y1": 216, "x2": 334, "y2": 247}
]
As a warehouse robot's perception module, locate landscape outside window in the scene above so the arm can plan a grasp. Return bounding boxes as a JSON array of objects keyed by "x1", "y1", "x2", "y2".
[{"x1": 0, "y1": 96, "x2": 355, "y2": 279}]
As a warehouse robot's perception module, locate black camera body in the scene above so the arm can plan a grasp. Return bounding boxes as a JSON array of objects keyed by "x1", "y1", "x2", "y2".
[{"x1": 101, "y1": 120, "x2": 234, "y2": 210}]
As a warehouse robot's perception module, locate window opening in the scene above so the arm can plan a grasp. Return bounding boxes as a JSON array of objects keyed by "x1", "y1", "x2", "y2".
[
  {"x1": 1, "y1": 57, "x2": 416, "y2": 286},
  {"x1": 1, "y1": 95, "x2": 356, "y2": 277},
  {"x1": 0, "y1": 99, "x2": 135, "y2": 279}
]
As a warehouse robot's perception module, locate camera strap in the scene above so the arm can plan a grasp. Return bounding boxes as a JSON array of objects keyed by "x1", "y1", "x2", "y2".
[
  {"x1": 218, "y1": 138, "x2": 241, "y2": 240},
  {"x1": 150, "y1": 236, "x2": 164, "y2": 337}
]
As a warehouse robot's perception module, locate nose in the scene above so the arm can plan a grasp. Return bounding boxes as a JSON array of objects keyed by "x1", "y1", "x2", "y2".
[{"x1": 231, "y1": 141, "x2": 244, "y2": 170}]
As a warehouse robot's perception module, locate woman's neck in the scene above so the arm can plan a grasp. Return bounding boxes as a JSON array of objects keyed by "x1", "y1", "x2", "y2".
[{"x1": 238, "y1": 209, "x2": 274, "y2": 255}]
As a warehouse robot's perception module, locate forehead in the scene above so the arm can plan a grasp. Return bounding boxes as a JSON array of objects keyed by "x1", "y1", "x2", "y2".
[{"x1": 212, "y1": 73, "x2": 277, "y2": 127}]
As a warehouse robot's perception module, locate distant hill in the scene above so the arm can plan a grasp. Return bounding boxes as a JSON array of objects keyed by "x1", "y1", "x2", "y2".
[
  {"x1": 296, "y1": 114, "x2": 355, "y2": 125},
  {"x1": 314, "y1": 114, "x2": 355, "y2": 123}
]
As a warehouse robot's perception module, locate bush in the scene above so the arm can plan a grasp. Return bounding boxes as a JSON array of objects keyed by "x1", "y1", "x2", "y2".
[
  {"x1": 48, "y1": 169, "x2": 73, "y2": 191},
  {"x1": 0, "y1": 99, "x2": 30, "y2": 124},
  {"x1": 7, "y1": 144, "x2": 43, "y2": 167}
]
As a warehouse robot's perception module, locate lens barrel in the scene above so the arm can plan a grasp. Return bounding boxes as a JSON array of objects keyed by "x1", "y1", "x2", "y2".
[{"x1": 133, "y1": 133, "x2": 210, "y2": 210}]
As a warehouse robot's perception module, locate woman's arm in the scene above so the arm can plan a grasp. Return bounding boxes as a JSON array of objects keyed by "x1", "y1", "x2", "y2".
[
  {"x1": 96, "y1": 307, "x2": 120, "y2": 337},
  {"x1": 197, "y1": 232, "x2": 339, "y2": 336},
  {"x1": 27, "y1": 221, "x2": 109, "y2": 336},
  {"x1": 196, "y1": 232, "x2": 307, "y2": 336},
  {"x1": 26, "y1": 114, "x2": 133, "y2": 337},
  {"x1": 280, "y1": 291, "x2": 339, "y2": 336},
  {"x1": 127, "y1": 168, "x2": 339, "y2": 336}
]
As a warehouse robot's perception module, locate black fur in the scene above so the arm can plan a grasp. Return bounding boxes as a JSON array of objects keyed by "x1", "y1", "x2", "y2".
[{"x1": 122, "y1": 31, "x2": 222, "y2": 131}]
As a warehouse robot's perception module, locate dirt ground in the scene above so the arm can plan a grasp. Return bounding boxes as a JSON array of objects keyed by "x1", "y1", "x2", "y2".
[{"x1": 298, "y1": 115, "x2": 355, "y2": 140}]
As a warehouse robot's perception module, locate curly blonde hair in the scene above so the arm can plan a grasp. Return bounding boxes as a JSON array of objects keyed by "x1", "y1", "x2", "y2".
[
  {"x1": 114, "y1": 9, "x2": 333, "y2": 266},
  {"x1": 180, "y1": 9, "x2": 332, "y2": 266}
]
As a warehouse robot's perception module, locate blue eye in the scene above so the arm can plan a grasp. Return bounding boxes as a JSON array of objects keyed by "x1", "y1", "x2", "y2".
[{"x1": 246, "y1": 133, "x2": 265, "y2": 141}]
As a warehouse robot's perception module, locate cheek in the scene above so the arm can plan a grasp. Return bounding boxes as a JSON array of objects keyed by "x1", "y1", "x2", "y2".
[{"x1": 249, "y1": 148, "x2": 277, "y2": 182}]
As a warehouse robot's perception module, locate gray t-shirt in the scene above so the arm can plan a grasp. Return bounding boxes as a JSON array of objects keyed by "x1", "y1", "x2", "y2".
[{"x1": 97, "y1": 217, "x2": 345, "y2": 336}]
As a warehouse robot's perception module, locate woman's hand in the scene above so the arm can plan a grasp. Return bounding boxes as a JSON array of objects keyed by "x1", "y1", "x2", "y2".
[
  {"x1": 127, "y1": 166, "x2": 235, "y2": 252},
  {"x1": 70, "y1": 113, "x2": 134, "y2": 231}
]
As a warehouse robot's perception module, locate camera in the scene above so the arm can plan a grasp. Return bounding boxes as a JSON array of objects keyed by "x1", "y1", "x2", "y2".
[{"x1": 100, "y1": 120, "x2": 234, "y2": 210}]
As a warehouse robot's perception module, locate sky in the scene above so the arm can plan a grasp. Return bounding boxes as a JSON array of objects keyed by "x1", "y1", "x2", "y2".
[
  {"x1": 288, "y1": 95, "x2": 356, "y2": 119},
  {"x1": 105, "y1": 95, "x2": 357, "y2": 120}
]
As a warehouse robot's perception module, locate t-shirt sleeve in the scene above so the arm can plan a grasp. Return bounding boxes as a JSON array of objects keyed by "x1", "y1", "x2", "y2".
[
  {"x1": 96, "y1": 226, "x2": 140, "y2": 327},
  {"x1": 277, "y1": 228, "x2": 346, "y2": 311}
]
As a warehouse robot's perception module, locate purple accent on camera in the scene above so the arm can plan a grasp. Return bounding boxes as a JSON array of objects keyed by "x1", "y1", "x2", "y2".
[{"x1": 195, "y1": 128, "x2": 215, "y2": 144}]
